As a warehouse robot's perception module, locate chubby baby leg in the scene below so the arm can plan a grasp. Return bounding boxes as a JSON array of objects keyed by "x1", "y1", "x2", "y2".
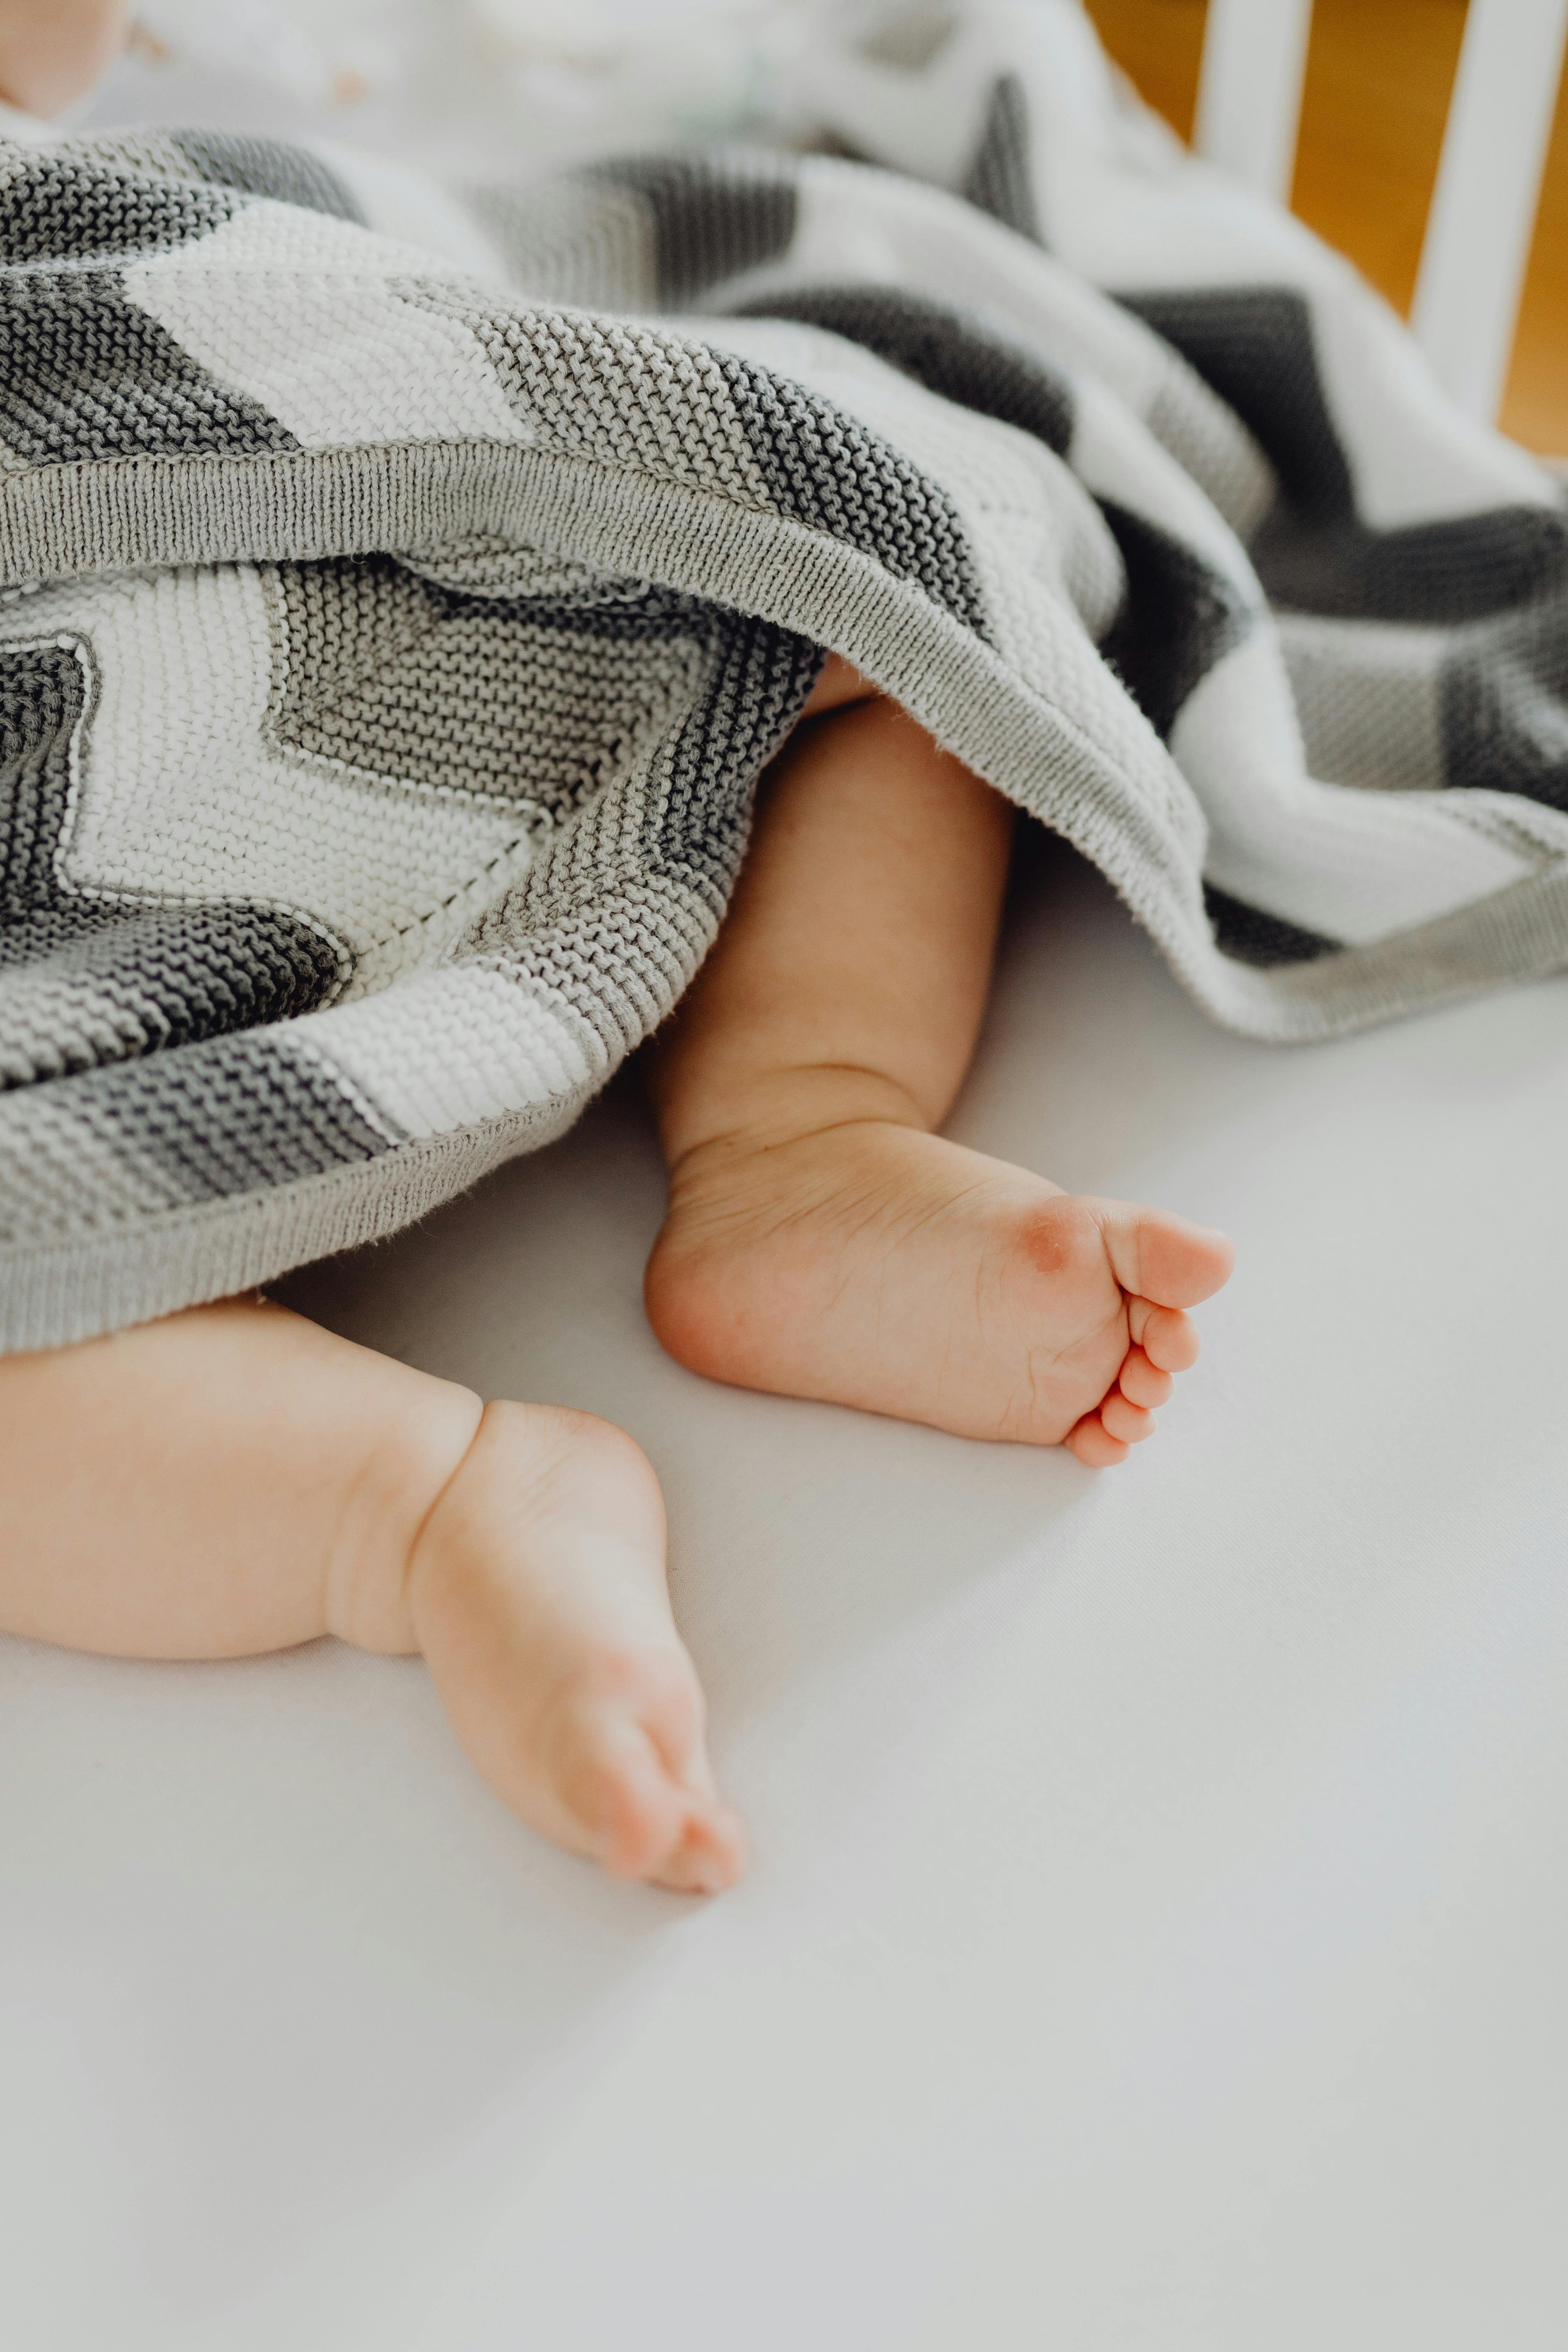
[
  {"x1": 0, "y1": 0, "x2": 131, "y2": 117},
  {"x1": 646, "y1": 656, "x2": 1234, "y2": 1457},
  {"x1": 0, "y1": 1300, "x2": 743, "y2": 1892}
]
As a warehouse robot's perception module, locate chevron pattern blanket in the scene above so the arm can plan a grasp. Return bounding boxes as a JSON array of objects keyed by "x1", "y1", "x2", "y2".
[{"x1": 3, "y1": 0, "x2": 1566, "y2": 1350}]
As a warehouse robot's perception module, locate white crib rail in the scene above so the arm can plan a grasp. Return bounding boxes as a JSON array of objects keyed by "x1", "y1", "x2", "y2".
[
  {"x1": 1412, "y1": 0, "x2": 1568, "y2": 422},
  {"x1": 1194, "y1": 0, "x2": 1568, "y2": 425},
  {"x1": 1192, "y1": 0, "x2": 1313, "y2": 207}
]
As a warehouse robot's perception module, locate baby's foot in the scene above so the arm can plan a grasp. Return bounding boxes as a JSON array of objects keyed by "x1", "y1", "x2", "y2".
[
  {"x1": 404, "y1": 1404, "x2": 744, "y2": 1893},
  {"x1": 645, "y1": 1119, "x2": 1233, "y2": 1460}
]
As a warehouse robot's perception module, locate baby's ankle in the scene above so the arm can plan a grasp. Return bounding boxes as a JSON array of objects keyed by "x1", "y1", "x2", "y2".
[
  {"x1": 661, "y1": 1061, "x2": 930, "y2": 1192},
  {"x1": 320, "y1": 1374, "x2": 484, "y2": 1658}
]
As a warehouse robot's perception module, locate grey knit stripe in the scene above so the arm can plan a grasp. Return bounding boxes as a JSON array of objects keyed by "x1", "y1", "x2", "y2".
[
  {"x1": 457, "y1": 176, "x2": 657, "y2": 309},
  {"x1": 1279, "y1": 612, "x2": 1448, "y2": 795},
  {"x1": 1256, "y1": 504, "x2": 1568, "y2": 628},
  {"x1": 459, "y1": 612, "x2": 822, "y2": 1050},
  {"x1": 1, "y1": 1008, "x2": 389, "y2": 1251},
  {"x1": 0, "y1": 270, "x2": 298, "y2": 464},
  {"x1": 0, "y1": 639, "x2": 83, "y2": 917},
  {"x1": 1441, "y1": 580, "x2": 1568, "y2": 808},
  {"x1": 0, "y1": 966, "x2": 170, "y2": 1087},
  {"x1": 394, "y1": 279, "x2": 780, "y2": 511},
  {"x1": 732, "y1": 285, "x2": 1075, "y2": 456},
  {"x1": 0, "y1": 903, "x2": 346, "y2": 1072},
  {"x1": 64, "y1": 1032, "x2": 394, "y2": 1208},
  {"x1": 1, "y1": 639, "x2": 344, "y2": 1082},
  {"x1": 169, "y1": 131, "x2": 366, "y2": 224},
  {"x1": 0, "y1": 146, "x2": 241, "y2": 265},
  {"x1": 961, "y1": 74, "x2": 1044, "y2": 246},
  {"x1": 1118, "y1": 286, "x2": 1353, "y2": 520},
  {"x1": 0, "y1": 1086, "x2": 190, "y2": 1245},
  {"x1": 585, "y1": 155, "x2": 798, "y2": 306},
  {"x1": 1195, "y1": 859, "x2": 1568, "y2": 1032},
  {"x1": 1202, "y1": 884, "x2": 1337, "y2": 968},
  {"x1": 264, "y1": 557, "x2": 714, "y2": 817},
  {"x1": 1118, "y1": 284, "x2": 1568, "y2": 624}
]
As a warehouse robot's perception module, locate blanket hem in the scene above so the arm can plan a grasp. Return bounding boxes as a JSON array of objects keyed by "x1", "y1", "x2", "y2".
[{"x1": 0, "y1": 1086, "x2": 588, "y2": 1353}]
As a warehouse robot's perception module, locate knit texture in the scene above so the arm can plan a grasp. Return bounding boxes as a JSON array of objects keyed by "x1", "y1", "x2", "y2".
[{"x1": 3, "y1": 0, "x2": 1567, "y2": 1349}]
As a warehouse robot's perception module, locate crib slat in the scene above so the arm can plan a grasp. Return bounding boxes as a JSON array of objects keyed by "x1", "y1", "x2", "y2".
[
  {"x1": 1411, "y1": 0, "x2": 1568, "y2": 422},
  {"x1": 1194, "y1": 0, "x2": 1315, "y2": 204}
]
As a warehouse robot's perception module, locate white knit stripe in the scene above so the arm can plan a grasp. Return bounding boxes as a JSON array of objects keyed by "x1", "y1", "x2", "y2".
[
  {"x1": 800, "y1": 0, "x2": 1555, "y2": 527},
  {"x1": 710, "y1": 160, "x2": 1278, "y2": 544},
  {"x1": 1, "y1": 568, "x2": 540, "y2": 975},
  {"x1": 1302, "y1": 274, "x2": 1555, "y2": 531},
  {"x1": 125, "y1": 202, "x2": 535, "y2": 453},
  {"x1": 298, "y1": 963, "x2": 600, "y2": 1138},
  {"x1": 724, "y1": 160, "x2": 1193, "y2": 445},
  {"x1": 1176, "y1": 634, "x2": 1534, "y2": 942},
  {"x1": 306, "y1": 138, "x2": 512, "y2": 284},
  {"x1": 1066, "y1": 371, "x2": 1262, "y2": 590}
]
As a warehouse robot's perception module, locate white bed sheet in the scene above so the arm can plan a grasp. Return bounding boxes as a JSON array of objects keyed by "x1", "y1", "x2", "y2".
[{"x1": 4, "y1": 844, "x2": 1566, "y2": 2349}]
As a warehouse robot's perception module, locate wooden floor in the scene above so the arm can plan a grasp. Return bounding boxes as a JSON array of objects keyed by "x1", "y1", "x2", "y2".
[{"x1": 1083, "y1": 0, "x2": 1568, "y2": 453}]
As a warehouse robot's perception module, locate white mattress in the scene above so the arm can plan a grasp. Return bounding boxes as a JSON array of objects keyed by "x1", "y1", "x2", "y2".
[{"x1": 5, "y1": 846, "x2": 1566, "y2": 2350}]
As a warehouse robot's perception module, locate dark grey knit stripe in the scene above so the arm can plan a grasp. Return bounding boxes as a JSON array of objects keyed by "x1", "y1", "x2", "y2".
[
  {"x1": 586, "y1": 154, "x2": 797, "y2": 305},
  {"x1": 732, "y1": 284, "x2": 1074, "y2": 456},
  {"x1": 1440, "y1": 579, "x2": 1568, "y2": 810},
  {"x1": 1116, "y1": 286, "x2": 1354, "y2": 519},
  {"x1": 1203, "y1": 883, "x2": 1339, "y2": 968},
  {"x1": 713, "y1": 348, "x2": 993, "y2": 639},
  {"x1": 1253, "y1": 503, "x2": 1568, "y2": 627},
  {"x1": 0, "y1": 641, "x2": 83, "y2": 919},
  {"x1": 1098, "y1": 502, "x2": 1255, "y2": 740},
  {"x1": 1117, "y1": 284, "x2": 1568, "y2": 625},
  {"x1": 75, "y1": 1032, "x2": 393, "y2": 1203},
  {"x1": 170, "y1": 131, "x2": 366, "y2": 223},
  {"x1": 961, "y1": 74, "x2": 1044, "y2": 245},
  {"x1": 640, "y1": 611, "x2": 823, "y2": 883},
  {"x1": 0, "y1": 148, "x2": 240, "y2": 265},
  {"x1": 0, "y1": 904, "x2": 344, "y2": 1082},
  {"x1": 0, "y1": 272, "x2": 299, "y2": 465}
]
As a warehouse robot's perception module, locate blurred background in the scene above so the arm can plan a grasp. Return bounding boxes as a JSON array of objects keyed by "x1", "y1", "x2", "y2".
[
  {"x1": 1082, "y1": 0, "x2": 1567, "y2": 453},
  {"x1": 77, "y1": 0, "x2": 1567, "y2": 454}
]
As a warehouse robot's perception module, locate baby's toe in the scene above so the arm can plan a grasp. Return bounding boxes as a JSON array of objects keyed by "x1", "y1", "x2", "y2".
[
  {"x1": 1117, "y1": 1344, "x2": 1172, "y2": 1410},
  {"x1": 1127, "y1": 1212, "x2": 1234, "y2": 1310},
  {"x1": 1066, "y1": 1409, "x2": 1130, "y2": 1468},
  {"x1": 1099, "y1": 1388, "x2": 1156, "y2": 1445},
  {"x1": 1131, "y1": 1299, "x2": 1201, "y2": 1374},
  {"x1": 575, "y1": 1725, "x2": 687, "y2": 1881},
  {"x1": 654, "y1": 1802, "x2": 748, "y2": 1897}
]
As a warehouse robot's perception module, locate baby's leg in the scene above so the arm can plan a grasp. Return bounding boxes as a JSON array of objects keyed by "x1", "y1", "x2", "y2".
[
  {"x1": 645, "y1": 658, "x2": 1234, "y2": 1460},
  {"x1": 0, "y1": 0, "x2": 130, "y2": 117},
  {"x1": 0, "y1": 1301, "x2": 743, "y2": 1891}
]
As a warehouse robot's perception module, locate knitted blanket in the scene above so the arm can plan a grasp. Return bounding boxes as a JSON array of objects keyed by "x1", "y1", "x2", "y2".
[{"x1": 4, "y1": 0, "x2": 1567, "y2": 1351}]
